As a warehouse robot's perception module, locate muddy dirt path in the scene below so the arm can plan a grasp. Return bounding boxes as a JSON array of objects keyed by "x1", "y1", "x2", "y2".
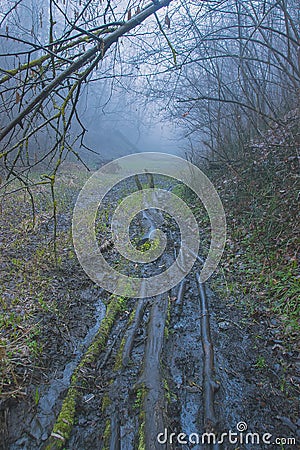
[{"x1": 1, "y1": 175, "x2": 299, "y2": 450}]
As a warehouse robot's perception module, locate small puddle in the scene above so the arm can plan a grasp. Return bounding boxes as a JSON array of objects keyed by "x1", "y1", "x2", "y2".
[{"x1": 25, "y1": 296, "x2": 106, "y2": 446}]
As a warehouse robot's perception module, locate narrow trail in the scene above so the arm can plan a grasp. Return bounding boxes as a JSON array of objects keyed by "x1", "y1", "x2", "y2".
[{"x1": 3, "y1": 174, "x2": 299, "y2": 450}]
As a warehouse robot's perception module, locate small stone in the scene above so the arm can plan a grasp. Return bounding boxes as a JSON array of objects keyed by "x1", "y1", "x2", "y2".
[
  {"x1": 218, "y1": 321, "x2": 230, "y2": 331},
  {"x1": 83, "y1": 393, "x2": 95, "y2": 403}
]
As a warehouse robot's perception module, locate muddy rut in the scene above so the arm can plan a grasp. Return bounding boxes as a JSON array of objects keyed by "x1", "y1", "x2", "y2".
[{"x1": 1, "y1": 175, "x2": 299, "y2": 450}]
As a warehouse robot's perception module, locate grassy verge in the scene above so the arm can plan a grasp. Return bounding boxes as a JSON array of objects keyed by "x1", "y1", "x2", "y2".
[
  {"x1": 206, "y1": 113, "x2": 299, "y2": 336},
  {"x1": 0, "y1": 163, "x2": 90, "y2": 399}
]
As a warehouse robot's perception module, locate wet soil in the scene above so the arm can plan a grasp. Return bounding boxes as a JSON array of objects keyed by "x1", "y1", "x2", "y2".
[{"x1": 1, "y1": 174, "x2": 299, "y2": 450}]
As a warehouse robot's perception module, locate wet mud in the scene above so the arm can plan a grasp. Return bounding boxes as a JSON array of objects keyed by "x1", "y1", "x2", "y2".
[{"x1": 1, "y1": 175, "x2": 299, "y2": 450}]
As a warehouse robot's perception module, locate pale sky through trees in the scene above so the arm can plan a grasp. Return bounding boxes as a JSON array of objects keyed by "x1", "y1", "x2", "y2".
[{"x1": 0, "y1": 0, "x2": 299, "y2": 175}]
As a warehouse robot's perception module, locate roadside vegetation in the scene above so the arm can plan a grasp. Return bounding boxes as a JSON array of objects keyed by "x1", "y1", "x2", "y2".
[
  {"x1": 206, "y1": 110, "x2": 299, "y2": 337},
  {"x1": 0, "y1": 164, "x2": 89, "y2": 399},
  {"x1": 173, "y1": 109, "x2": 299, "y2": 341}
]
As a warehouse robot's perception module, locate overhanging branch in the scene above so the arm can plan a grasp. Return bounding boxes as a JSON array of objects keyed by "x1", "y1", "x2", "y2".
[{"x1": 0, "y1": 0, "x2": 173, "y2": 143}]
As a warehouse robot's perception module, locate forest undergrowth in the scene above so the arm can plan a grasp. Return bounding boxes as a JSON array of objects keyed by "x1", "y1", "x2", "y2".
[{"x1": 205, "y1": 109, "x2": 299, "y2": 340}]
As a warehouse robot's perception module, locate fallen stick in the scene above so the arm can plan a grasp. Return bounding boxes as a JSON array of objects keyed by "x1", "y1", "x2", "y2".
[
  {"x1": 145, "y1": 171, "x2": 154, "y2": 188},
  {"x1": 98, "y1": 326, "x2": 124, "y2": 370},
  {"x1": 109, "y1": 413, "x2": 120, "y2": 450},
  {"x1": 136, "y1": 295, "x2": 169, "y2": 450},
  {"x1": 134, "y1": 174, "x2": 143, "y2": 191},
  {"x1": 196, "y1": 274, "x2": 219, "y2": 434},
  {"x1": 122, "y1": 298, "x2": 148, "y2": 367},
  {"x1": 175, "y1": 278, "x2": 186, "y2": 314}
]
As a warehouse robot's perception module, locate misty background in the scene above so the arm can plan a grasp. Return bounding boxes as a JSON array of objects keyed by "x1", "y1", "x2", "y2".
[
  {"x1": 77, "y1": 83, "x2": 185, "y2": 165},
  {"x1": 0, "y1": 0, "x2": 188, "y2": 172},
  {"x1": 1, "y1": 0, "x2": 299, "y2": 173}
]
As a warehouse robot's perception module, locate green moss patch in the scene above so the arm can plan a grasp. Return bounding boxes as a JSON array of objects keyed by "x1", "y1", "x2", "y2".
[{"x1": 45, "y1": 295, "x2": 126, "y2": 449}]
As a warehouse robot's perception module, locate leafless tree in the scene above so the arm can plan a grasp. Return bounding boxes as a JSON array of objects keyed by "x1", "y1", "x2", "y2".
[
  {"x1": 129, "y1": 0, "x2": 299, "y2": 164},
  {"x1": 0, "y1": 0, "x2": 174, "y2": 188}
]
